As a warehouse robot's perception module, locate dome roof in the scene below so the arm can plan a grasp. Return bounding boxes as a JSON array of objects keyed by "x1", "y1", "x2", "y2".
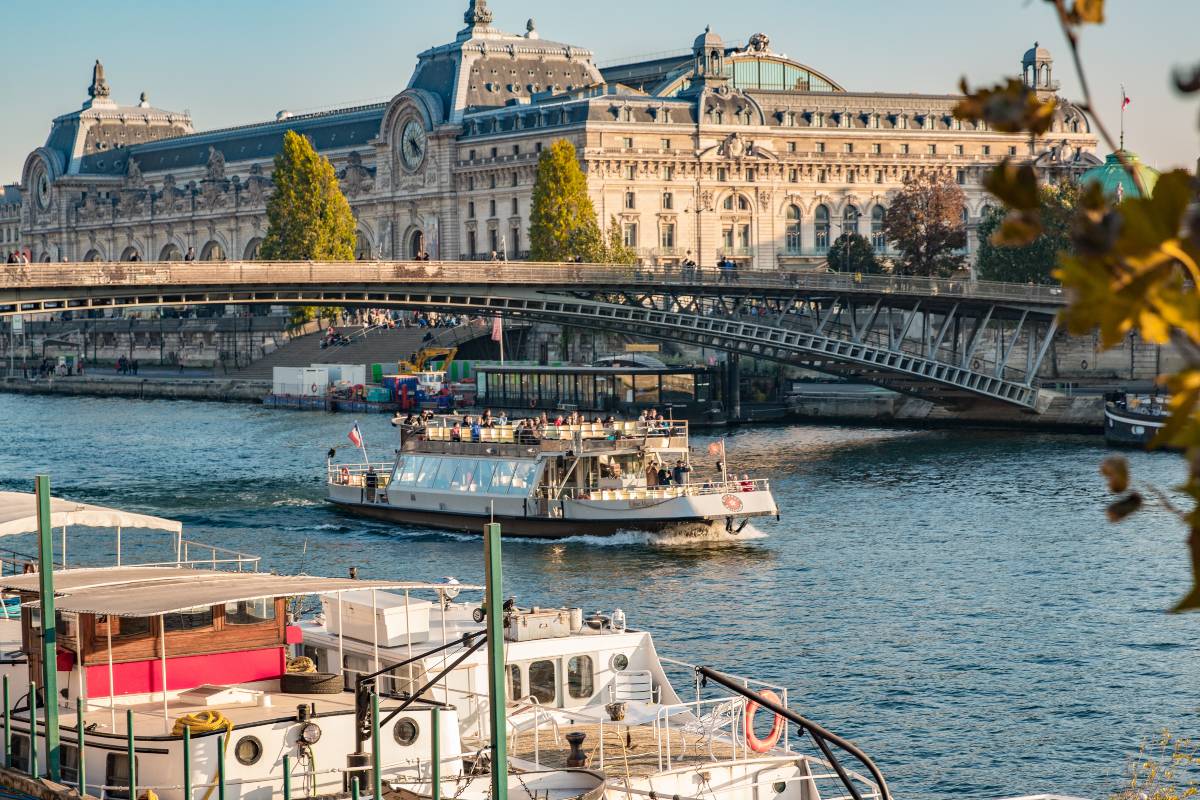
[
  {"x1": 1023, "y1": 42, "x2": 1052, "y2": 63},
  {"x1": 1080, "y1": 150, "x2": 1160, "y2": 201},
  {"x1": 694, "y1": 25, "x2": 723, "y2": 51}
]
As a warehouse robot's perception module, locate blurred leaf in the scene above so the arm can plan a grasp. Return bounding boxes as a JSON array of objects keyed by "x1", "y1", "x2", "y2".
[
  {"x1": 992, "y1": 210, "x2": 1043, "y2": 246},
  {"x1": 1100, "y1": 456, "x2": 1130, "y2": 493},
  {"x1": 1115, "y1": 170, "x2": 1195, "y2": 258},
  {"x1": 1106, "y1": 492, "x2": 1143, "y2": 522},
  {"x1": 984, "y1": 160, "x2": 1041, "y2": 211},
  {"x1": 1176, "y1": 63, "x2": 1200, "y2": 93},
  {"x1": 1068, "y1": 0, "x2": 1105, "y2": 24},
  {"x1": 955, "y1": 78, "x2": 1058, "y2": 135}
]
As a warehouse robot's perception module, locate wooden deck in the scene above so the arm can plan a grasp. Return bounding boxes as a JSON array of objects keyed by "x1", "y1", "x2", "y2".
[{"x1": 507, "y1": 721, "x2": 741, "y2": 778}]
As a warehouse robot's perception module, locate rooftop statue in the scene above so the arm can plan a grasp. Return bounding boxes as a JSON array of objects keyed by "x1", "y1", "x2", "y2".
[{"x1": 88, "y1": 59, "x2": 111, "y2": 100}]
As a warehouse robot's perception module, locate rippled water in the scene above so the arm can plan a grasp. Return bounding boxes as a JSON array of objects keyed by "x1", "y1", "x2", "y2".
[{"x1": 0, "y1": 394, "x2": 1195, "y2": 799}]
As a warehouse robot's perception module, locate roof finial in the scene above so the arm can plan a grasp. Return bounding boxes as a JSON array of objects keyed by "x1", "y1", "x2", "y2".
[
  {"x1": 464, "y1": 0, "x2": 494, "y2": 27},
  {"x1": 88, "y1": 59, "x2": 111, "y2": 100},
  {"x1": 525, "y1": 18, "x2": 539, "y2": 39}
]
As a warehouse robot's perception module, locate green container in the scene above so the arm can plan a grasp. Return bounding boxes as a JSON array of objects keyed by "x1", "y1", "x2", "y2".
[
  {"x1": 371, "y1": 363, "x2": 384, "y2": 383},
  {"x1": 367, "y1": 386, "x2": 392, "y2": 403}
]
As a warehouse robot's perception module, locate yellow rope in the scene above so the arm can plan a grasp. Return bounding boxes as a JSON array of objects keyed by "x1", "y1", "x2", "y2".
[
  {"x1": 172, "y1": 712, "x2": 234, "y2": 800},
  {"x1": 286, "y1": 656, "x2": 317, "y2": 674}
]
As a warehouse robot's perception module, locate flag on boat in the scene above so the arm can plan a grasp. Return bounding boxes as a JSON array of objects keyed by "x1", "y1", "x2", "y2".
[
  {"x1": 707, "y1": 440, "x2": 725, "y2": 457},
  {"x1": 491, "y1": 315, "x2": 503, "y2": 342},
  {"x1": 348, "y1": 423, "x2": 364, "y2": 449},
  {"x1": 1122, "y1": 92, "x2": 1132, "y2": 110}
]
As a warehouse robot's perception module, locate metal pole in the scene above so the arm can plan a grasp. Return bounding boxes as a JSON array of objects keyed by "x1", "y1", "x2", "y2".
[
  {"x1": 431, "y1": 707, "x2": 441, "y2": 800},
  {"x1": 76, "y1": 697, "x2": 86, "y2": 794},
  {"x1": 159, "y1": 620, "x2": 169, "y2": 732},
  {"x1": 184, "y1": 725, "x2": 191, "y2": 800},
  {"x1": 282, "y1": 753, "x2": 291, "y2": 800},
  {"x1": 126, "y1": 707, "x2": 136, "y2": 800},
  {"x1": 371, "y1": 691, "x2": 382, "y2": 799},
  {"x1": 218, "y1": 733, "x2": 226, "y2": 800},
  {"x1": 3, "y1": 674, "x2": 9, "y2": 768},
  {"x1": 484, "y1": 522, "x2": 507, "y2": 800},
  {"x1": 29, "y1": 680, "x2": 37, "y2": 779},
  {"x1": 35, "y1": 475, "x2": 60, "y2": 781},
  {"x1": 351, "y1": 775, "x2": 360, "y2": 800}
]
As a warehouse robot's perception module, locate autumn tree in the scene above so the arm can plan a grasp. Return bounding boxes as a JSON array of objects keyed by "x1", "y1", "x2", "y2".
[
  {"x1": 827, "y1": 233, "x2": 881, "y2": 274},
  {"x1": 976, "y1": 183, "x2": 1077, "y2": 284},
  {"x1": 881, "y1": 171, "x2": 968, "y2": 277},
  {"x1": 529, "y1": 139, "x2": 603, "y2": 262},
  {"x1": 261, "y1": 130, "x2": 357, "y2": 261}
]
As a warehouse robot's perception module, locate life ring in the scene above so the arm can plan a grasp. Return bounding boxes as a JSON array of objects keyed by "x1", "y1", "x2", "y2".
[
  {"x1": 744, "y1": 690, "x2": 785, "y2": 753},
  {"x1": 339, "y1": 467, "x2": 350, "y2": 485},
  {"x1": 311, "y1": 383, "x2": 319, "y2": 394}
]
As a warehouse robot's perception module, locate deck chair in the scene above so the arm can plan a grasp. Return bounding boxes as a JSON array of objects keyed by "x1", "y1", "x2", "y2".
[
  {"x1": 676, "y1": 698, "x2": 742, "y2": 760},
  {"x1": 610, "y1": 670, "x2": 659, "y2": 704}
]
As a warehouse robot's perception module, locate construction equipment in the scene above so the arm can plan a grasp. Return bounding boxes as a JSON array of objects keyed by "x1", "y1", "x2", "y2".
[{"x1": 397, "y1": 346, "x2": 457, "y2": 375}]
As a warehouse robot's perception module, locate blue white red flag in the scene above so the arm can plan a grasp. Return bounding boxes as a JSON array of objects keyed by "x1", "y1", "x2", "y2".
[{"x1": 348, "y1": 423, "x2": 364, "y2": 449}]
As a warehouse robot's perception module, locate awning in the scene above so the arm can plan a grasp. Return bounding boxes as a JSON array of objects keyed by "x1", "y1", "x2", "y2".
[
  {"x1": 2, "y1": 566, "x2": 481, "y2": 617},
  {"x1": 0, "y1": 491, "x2": 182, "y2": 537}
]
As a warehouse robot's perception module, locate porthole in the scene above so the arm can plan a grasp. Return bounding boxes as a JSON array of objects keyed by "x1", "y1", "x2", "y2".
[
  {"x1": 773, "y1": 781, "x2": 787, "y2": 794},
  {"x1": 611, "y1": 653, "x2": 629, "y2": 672},
  {"x1": 234, "y1": 735, "x2": 263, "y2": 766},
  {"x1": 393, "y1": 717, "x2": 419, "y2": 746}
]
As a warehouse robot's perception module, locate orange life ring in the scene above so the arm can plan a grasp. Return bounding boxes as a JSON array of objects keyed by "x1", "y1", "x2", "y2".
[
  {"x1": 339, "y1": 467, "x2": 350, "y2": 485},
  {"x1": 744, "y1": 690, "x2": 785, "y2": 753}
]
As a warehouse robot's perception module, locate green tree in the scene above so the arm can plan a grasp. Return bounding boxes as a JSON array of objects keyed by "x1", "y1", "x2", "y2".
[
  {"x1": 260, "y1": 130, "x2": 357, "y2": 262},
  {"x1": 881, "y1": 171, "x2": 968, "y2": 277},
  {"x1": 976, "y1": 183, "x2": 1077, "y2": 284},
  {"x1": 529, "y1": 139, "x2": 602, "y2": 262},
  {"x1": 826, "y1": 233, "x2": 881, "y2": 274}
]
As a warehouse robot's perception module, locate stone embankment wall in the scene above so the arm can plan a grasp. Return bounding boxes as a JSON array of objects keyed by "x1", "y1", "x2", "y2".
[
  {"x1": 0, "y1": 316, "x2": 317, "y2": 370},
  {"x1": 1, "y1": 375, "x2": 268, "y2": 403},
  {"x1": 787, "y1": 390, "x2": 1105, "y2": 431}
]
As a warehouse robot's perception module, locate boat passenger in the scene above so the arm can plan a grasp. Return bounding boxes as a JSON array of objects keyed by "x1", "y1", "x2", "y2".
[
  {"x1": 673, "y1": 460, "x2": 691, "y2": 486},
  {"x1": 740, "y1": 474, "x2": 754, "y2": 492},
  {"x1": 646, "y1": 463, "x2": 659, "y2": 487},
  {"x1": 657, "y1": 466, "x2": 672, "y2": 486},
  {"x1": 450, "y1": 423, "x2": 463, "y2": 442},
  {"x1": 470, "y1": 418, "x2": 482, "y2": 442}
]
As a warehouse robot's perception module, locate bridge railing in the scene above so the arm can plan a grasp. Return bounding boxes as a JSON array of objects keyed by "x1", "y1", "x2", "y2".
[{"x1": 0, "y1": 259, "x2": 1068, "y2": 306}]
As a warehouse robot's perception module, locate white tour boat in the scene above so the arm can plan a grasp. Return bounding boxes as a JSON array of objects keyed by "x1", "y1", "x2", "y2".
[{"x1": 326, "y1": 416, "x2": 779, "y2": 538}]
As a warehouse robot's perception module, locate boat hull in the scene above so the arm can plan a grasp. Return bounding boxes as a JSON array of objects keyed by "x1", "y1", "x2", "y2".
[
  {"x1": 1104, "y1": 406, "x2": 1166, "y2": 448},
  {"x1": 327, "y1": 497, "x2": 768, "y2": 538}
]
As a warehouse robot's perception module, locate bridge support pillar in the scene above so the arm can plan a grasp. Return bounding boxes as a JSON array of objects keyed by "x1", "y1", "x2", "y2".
[{"x1": 727, "y1": 354, "x2": 742, "y2": 423}]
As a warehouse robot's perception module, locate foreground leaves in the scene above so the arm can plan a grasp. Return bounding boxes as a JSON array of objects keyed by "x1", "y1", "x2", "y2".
[{"x1": 954, "y1": 78, "x2": 1058, "y2": 135}]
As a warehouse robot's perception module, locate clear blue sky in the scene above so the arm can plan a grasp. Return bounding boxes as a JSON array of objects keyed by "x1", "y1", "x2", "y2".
[{"x1": 1, "y1": 0, "x2": 1196, "y2": 182}]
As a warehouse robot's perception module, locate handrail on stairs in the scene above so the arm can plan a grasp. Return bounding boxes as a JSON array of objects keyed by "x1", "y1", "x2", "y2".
[{"x1": 695, "y1": 666, "x2": 891, "y2": 800}]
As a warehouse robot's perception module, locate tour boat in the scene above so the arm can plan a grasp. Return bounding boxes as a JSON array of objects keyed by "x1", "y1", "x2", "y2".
[
  {"x1": 1103, "y1": 393, "x2": 1170, "y2": 448},
  {"x1": 298, "y1": 585, "x2": 889, "y2": 800},
  {"x1": 326, "y1": 416, "x2": 779, "y2": 538}
]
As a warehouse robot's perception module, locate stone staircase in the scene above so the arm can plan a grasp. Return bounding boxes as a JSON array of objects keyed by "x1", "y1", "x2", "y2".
[{"x1": 231, "y1": 326, "x2": 469, "y2": 380}]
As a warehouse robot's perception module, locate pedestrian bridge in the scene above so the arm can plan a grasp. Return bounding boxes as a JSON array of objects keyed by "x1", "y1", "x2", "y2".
[{"x1": 0, "y1": 260, "x2": 1067, "y2": 411}]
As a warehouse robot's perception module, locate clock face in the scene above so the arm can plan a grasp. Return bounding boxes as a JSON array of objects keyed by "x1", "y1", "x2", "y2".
[
  {"x1": 400, "y1": 120, "x2": 427, "y2": 171},
  {"x1": 35, "y1": 171, "x2": 50, "y2": 210}
]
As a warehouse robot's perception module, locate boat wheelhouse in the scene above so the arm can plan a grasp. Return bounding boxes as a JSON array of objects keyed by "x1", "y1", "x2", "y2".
[
  {"x1": 1103, "y1": 393, "x2": 1170, "y2": 448},
  {"x1": 326, "y1": 417, "x2": 778, "y2": 538}
]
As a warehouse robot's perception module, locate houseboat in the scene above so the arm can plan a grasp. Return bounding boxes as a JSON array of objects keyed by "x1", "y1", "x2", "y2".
[
  {"x1": 1104, "y1": 393, "x2": 1170, "y2": 448},
  {"x1": 326, "y1": 416, "x2": 778, "y2": 538}
]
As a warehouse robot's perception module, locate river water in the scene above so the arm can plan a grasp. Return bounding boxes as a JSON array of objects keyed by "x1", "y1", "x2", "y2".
[{"x1": 0, "y1": 393, "x2": 1194, "y2": 799}]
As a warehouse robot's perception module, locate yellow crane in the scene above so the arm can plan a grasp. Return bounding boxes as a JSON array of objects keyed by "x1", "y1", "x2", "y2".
[{"x1": 398, "y1": 346, "x2": 457, "y2": 375}]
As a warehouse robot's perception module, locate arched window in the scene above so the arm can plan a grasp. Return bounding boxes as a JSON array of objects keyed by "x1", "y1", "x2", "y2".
[
  {"x1": 83, "y1": 249, "x2": 103, "y2": 263},
  {"x1": 785, "y1": 206, "x2": 802, "y2": 254},
  {"x1": 843, "y1": 205, "x2": 860, "y2": 237},
  {"x1": 723, "y1": 194, "x2": 751, "y2": 212},
  {"x1": 815, "y1": 204, "x2": 830, "y2": 252},
  {"x1": 871, "y1": 206, "x2": 886, "y2": 251},
  {"x1": 200, "y1": 241, "x2": 226, "y2": 261},
  {"x1": 119, "y1": 246, "x2": 140, "y2": 262},
  {"x1": 723, "y1": 195, "x2": 734, "y2": 211},
  {"x1": 244, "y1": 237, "x2": 264, "y2": 260},
  {"x1": 159, "y1": 244, "x2": 182, "y2": 261}
]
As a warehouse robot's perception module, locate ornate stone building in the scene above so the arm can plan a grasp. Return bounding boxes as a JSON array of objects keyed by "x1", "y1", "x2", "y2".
[{"x1": 16, "y1": 2, "x2": 1099, "y2": 270}]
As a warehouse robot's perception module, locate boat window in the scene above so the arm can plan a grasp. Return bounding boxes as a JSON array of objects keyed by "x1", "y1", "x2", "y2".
[
  {"x1": 106, "y1": 752, "x2": 139, "y2": 799},
  {"x1": 567, "y1": 655, "x2": 594, "y2": 699},
  {"x1": 476, "y1": 461, "x2": 499, "y2": 493},
  {"x1": 116, "y1": 616, "x2": 151, "y2": 639},
  {"x1": 415, "y1": 458, "x2": 442, "y2": 488},
  {"x1": 431, "y1": 459, "x2": 459, "y2": 491},
  {"x1": 492, "y1": 462, "x2": 516, "y2": 493},
  {"x1": 508, "y1": 463, "x2": 538, "y2": 496},
  {"x1": 395, "y1": 456, "x2": 422, "y2": 487},
  {"x1": 528, "y1": 660, "x2": 557, "y2": 704},
  {"x1": 509, "y1": 664, "x2": 522, "y2": 699},
  {"x1": 451, "y1": 460, "x2": 476, "y2": 492},
  {"x1": 225, "y1": 598, "x2": 276, "y2": 626},
  {"x1": 163, "y1": 606, "x2": 214, "y2": 632},
  {"x1": 61, "y1": 742, "x2": 80, "y2": 783},
  {"x1": 10, "y1": 734, "x2": 27, "y2": 772}
]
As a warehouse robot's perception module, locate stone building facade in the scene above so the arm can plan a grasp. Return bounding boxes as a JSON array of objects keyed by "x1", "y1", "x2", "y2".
[{"x1": 15, "y1": 2, "x2": 1099, "y2": 271}]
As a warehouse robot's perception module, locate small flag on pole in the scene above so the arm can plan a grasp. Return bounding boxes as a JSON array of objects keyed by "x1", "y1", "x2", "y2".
[
  {"x1": 348, "y1": 423, "x2": 364, "y2": 449},
  {"x1": 491, "y1": 316, "x2": 504, "y2": 342},
  {"x1": 707, "y1": 440, "x2": 724, "y2": 458},
  {"x1": 1122, "y1": 92, "x2": 1131, "y2": 110}
]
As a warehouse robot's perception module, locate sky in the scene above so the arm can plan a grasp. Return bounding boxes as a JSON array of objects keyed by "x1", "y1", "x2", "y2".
[{"x1": 1, "y1": 0, "x2": 1196, "y2": 183}]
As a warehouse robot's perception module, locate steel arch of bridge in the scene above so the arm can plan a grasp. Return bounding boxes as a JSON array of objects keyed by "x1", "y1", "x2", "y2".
[{"x1": 0, "y1": 260, "x2": 1066, "y2": 410}]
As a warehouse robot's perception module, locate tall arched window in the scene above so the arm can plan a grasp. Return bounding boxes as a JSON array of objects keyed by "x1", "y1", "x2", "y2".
[
  {"x1": 785, "y1": 206, "x2": 802, "y2": 254},
  {"x1": 815, "y1": 205, "x2": 830, "y2": 252},
  {"x1": 871, "y1": 206, "x2": 886, "y2": 251},
  {"x1": 843, "y1": 205, "x2": 860, "y2": 237}
]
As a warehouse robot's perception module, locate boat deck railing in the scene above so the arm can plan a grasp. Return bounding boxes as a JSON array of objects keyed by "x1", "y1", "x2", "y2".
[{"x1": 560, "y1": 479, "x2": 771, "y2": 502}]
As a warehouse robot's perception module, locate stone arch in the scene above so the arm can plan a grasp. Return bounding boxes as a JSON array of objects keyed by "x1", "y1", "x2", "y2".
[
  {"x1": 200, "y1": 240, "x2": 226, "y2": 261},
  {"x1": 83, "y1": 248, "x2": 104, "y2": 262},
  {"x1": 720, "y1": 192, "x2": 753, "y2": 213},
  {"x1": 159, "y1": 243, "x2": 183, "y2": 261},
  {"x1": 119, "y1": 245, "x2": 141, "y2": 261},
  {"x1": 408, "y1": 228, "x2": 427, "y2": 259},
  {"x1": 243, "y1": 237, "x2": 263, "y2": 260},
  {"x1": 39, "y1": 252, "x2": 52, "y2": 263},
  {"x1": 354, "y1": 229, "x2": 373, "y2": 260}
]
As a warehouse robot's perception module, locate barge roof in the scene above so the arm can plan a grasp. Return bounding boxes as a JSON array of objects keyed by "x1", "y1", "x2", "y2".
[{"x1": 0, "y1": 491, "x2": 182, "y2": 536}]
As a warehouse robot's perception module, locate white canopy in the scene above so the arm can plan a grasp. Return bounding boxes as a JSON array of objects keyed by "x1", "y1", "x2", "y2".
[{"x1": 0, "y1": 491, "x2": 182, "y2": 537}]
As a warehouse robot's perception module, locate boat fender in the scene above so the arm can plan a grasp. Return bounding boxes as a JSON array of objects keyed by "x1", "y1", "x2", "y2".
[
  {"x1": 340, "y1": 467, "x2": 350, "y2": 485},
  {"x1": 745, "y1": 690, "x2": 785, "y2": 753}
]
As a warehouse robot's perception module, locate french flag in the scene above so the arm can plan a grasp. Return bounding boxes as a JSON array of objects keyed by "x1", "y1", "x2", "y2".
[{"x1": 348, "y1": 423, "x2": 364, "y2": 449}]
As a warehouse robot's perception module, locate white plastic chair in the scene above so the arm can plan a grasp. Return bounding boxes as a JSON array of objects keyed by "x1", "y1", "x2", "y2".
[{"x1": 610, "y1": 670, "x2": 659, "y2": 703}]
